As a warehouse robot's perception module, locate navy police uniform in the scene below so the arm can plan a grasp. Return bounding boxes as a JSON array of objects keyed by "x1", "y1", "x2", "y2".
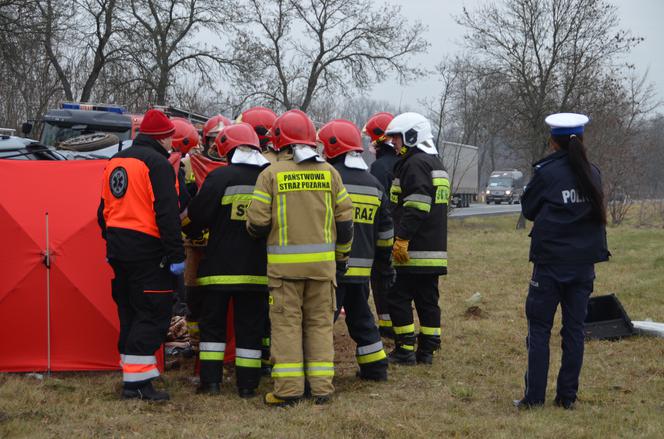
[
  {"x1": 369, "y1": 143, "x2": 400, "y2": 333},
  {"x1": 332, "y1": 157, "x2": 393, "y2": 380},
  {"x1": 520, "y1": 149, "x2": 609, "y2": 406}
]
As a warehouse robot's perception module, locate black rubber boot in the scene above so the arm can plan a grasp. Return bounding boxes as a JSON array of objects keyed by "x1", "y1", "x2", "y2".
[
  {"x1": 238, "y1": 388, "x2": 257, "y2": 398},
  {"x1": 388, "y1": 334, "x2": 416, "y2": 365},
  {"x1": 357, "y1": 367, "x2": 388, "y2": 381},
  {"x1": 196, "y1": 382, "x2": 221, "y2": 395},
  {"x1": 555, "y1": 396, "x2": 576, "y2": 410},
  {"x1": 122, "y1": 381, "x2": 170, "y2": 401},
  {"x1": 416, "y1": 334, "x2": 440, "y2": 365}
]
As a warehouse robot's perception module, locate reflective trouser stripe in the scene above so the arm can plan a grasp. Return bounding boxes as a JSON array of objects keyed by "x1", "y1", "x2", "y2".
[
  {"x1": 357, "y1": 341, "x2": 384, "y2": 355},
  {"x1": 394, "y1": 324, "x2": 415, "y2": 334},
  {"x1": 122, "y1": 355, "x2": 159, "y2": 382},
  {"x1": 196, "y1": 275, "x2": 268, "y2": 286},
  {"x1": 200, "y1": 342, "x2": 225, "y2": 361},
  {"x1": 123, "y1": 355, "x2": 156, "y2": 364},
  {"x1": 401, "y1": 344, "x2": 415, "y2": 351},
  {"x1": 420, "y1": 326, "x2": 441, "y2": 336},
  {"x1": 378, "y1": 319, "x2": 392, "y2": 328},
  {"x1": 236, "y1": 348, "x2": 262, "y2": 368},
  {"x1": 200, "y1": 351, "x2": 224, "y2": 361},
  {"x1": 272, "y1": 363, "x2": 304, "y2": 378},
  {"x1": 305, "y1": 362, "x2": 334, "y2": 377},
  {"x1": 357, "y1": 350, "x2": 387, "y2": 364}
]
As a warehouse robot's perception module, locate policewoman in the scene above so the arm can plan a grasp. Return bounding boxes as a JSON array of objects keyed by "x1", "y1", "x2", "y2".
[{"x1": 515, "y1": 113, "x2": 610, "y2": 410}]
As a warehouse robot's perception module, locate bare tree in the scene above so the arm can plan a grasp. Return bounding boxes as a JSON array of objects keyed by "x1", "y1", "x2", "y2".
[
  {"x1": 458, "y1": 0, "x2": 642, "y2": 167},
  {"x1": 228, "y1": 0, "x2": 428, "y2": 111},
  {"x1": 121, "y1": 0, "x2": 234, "y2": 105}
]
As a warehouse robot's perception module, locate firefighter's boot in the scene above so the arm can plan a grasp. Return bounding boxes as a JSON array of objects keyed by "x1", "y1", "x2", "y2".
[
  {"x1": 416, "y1": 333, "x2": 441, "y2": 365},
  {"x1": 388, "y1": 334, "x2": 416, "y2": 365},
  {"x1": 122, "y1": 381, "x2": 170, "y2": 401},
  {"x1": 196, "y1": 382, "x2": 221, "y2": 395}
]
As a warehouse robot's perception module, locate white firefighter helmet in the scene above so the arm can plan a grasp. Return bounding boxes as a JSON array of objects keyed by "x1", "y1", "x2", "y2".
[{"x1": 385, "y1": 112, "x2": 437, "y2": 154}]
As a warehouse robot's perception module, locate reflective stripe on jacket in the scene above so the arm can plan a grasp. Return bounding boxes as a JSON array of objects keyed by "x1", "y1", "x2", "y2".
[{"x1": 246, "y1": 152, "x2": 353, "y2": 280}]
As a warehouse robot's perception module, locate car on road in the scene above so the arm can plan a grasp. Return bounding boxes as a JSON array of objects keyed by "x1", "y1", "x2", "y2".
[{"x1": 485, "y1": 170, "x2": 524, "y2": 204}]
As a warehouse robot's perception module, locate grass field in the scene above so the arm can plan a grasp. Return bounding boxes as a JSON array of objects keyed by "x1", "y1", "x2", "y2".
[{"x1": 1, "y1": 213, "x2": 664, "y2": 438}]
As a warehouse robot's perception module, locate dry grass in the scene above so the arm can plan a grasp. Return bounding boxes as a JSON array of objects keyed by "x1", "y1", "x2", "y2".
[{"x1": 2, "y1": 214, "x2": 664, "y2": 438}]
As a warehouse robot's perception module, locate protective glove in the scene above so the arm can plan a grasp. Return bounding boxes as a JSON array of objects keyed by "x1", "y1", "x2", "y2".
[
  {"x1": 392, "y1": 238, "x2": 410, "y2": 264},
  {"x1": 169, "y1": 261, "x2": 185, "y2": 276},
  {"x1": 335, "y1": 260, "x2": 348, "y2": 280}
]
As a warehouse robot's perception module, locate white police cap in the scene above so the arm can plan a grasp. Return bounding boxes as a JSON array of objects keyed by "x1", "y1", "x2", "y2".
[{"x1": 544, "y1": 113, "x2": 589, "y2": 136}]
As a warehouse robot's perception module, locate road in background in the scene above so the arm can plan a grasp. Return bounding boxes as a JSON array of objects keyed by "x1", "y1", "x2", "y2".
[{"x1": 450, "y1": 203, "x2": 521, "y2": 218}]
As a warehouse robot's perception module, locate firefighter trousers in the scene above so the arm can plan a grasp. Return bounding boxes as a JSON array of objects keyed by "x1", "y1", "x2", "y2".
[
  {"x1": 110, "y1": 259, "x2": 174, "y2": 388},
  {"x1": 269, "y1": 278, "x2": 336, "y2": 399},
  {"x1": 184, "y1": 246, "x2": 204, "y2": 337},
  {"x1": 198, "y1": 287, "x2": 268, "y2": 390},
  {"x1": 334, "y1": 282, "x2": 387, "y2": 378},
  {"x1": 370, "y1": 271, "x2": 393, "y2": 330},
  {"x1": 388, "y1": 272, "x2": 441, "y2": 353}
]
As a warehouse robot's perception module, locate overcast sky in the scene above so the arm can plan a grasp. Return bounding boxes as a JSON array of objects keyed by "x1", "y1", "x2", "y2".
[{"x1": 370, "y1": 0, "x2": 664, "y2": 111}]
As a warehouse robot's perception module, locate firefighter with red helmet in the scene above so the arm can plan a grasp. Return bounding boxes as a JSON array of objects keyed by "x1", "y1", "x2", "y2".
[
  {"x1": 237, "y1": 106, "x2": 280, "y2": 162},
  {"x1": 169, "y1": 117, "x2": 200, "y2": 316},
  {"x1": 185, "y1": 123, "x2": 270, "y2": 397},
  {"x1": 363, "y1": 112, "x2": 399, "y2": 338},
  {"x1": 246, "y1": 110, "x2": 354, "y2": 406},
  {"x1": 318, "y1": 119, "x2": 393, "y2": 381},
  {"x1": 202, "y1": 114, "x2": 231, "y2": 160},
  {"x1": 98, "y1": 109, "x2": 185, "y2": 401},
  {"x1": 236, "y1": 105, "x2": 278, "y2": 374}
]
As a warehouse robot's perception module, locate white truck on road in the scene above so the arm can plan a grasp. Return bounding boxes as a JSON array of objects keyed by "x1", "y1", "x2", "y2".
[{"x1": 439, "y1": 141, "x2": 479, "y2": 208}]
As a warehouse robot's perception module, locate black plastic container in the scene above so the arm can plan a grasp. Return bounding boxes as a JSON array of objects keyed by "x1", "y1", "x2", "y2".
[{"x1": 584, "y1": 294, "x2": 635, "y2": 340}]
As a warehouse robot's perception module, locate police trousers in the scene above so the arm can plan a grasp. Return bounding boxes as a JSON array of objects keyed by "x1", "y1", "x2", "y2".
[
  {"x1": 334, "y1": 282, "x2": 387, "y2": 377},
  {"x1": 269, "y1": 278, "x2": 336, "y2": 399},
  {"x1": 388, "y1": 272, "x2": 441, "y2": 351},
  {"x1": 198, "y1": 287, "x2": 268, "y2": 390},
  {"x1": 524, "y1": 264, "x2": 594, "y2": 404},
  {"x1": 110, "y1": 259, "x2": 174, "y2": 388}
]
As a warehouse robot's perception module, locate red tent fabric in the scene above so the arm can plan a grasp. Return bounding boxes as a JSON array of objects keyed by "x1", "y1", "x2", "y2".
[
  {"x1": 0, "y1": 160, "x2": 162, "y2": 372},
  {"x1": 189, "y1": 153, "x2": 226, "y2": 188}
]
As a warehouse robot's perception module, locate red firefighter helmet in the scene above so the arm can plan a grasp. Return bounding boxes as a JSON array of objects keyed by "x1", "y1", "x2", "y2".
[
  {"x1": 271, "y1": 109, "x2": 317, "y2": 150},
  {"x1": 363, "y1": 112, "x2": 395, "y2": 144},
  {"x1": 203, "y1": 114, "x2": 232, "y2": 139},
  {"x1": 171, "y1": 117, "x2": 200, "y2": 154},
  {"x1": 238, "y1": 107, "x2": 277, "y2": 146},
  {"x1": 318, "y1": 119, "x2": 363, "y2": 159},
  {"x1": 214, "y1": 123, "x2": 260, "y2": 158}
]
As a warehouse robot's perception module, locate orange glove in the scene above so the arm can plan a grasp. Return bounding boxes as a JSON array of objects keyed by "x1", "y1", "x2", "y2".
[{"x1": 392, "y1": 238, "x2": 410, "y2": 264}]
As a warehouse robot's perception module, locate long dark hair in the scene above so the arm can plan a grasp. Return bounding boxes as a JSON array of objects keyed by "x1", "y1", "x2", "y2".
[{"x1": 551, "y1": 134, "x2": 607, "y2": 225}]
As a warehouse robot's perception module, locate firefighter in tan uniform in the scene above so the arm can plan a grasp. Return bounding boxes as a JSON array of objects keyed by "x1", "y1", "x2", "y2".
[{"x1": 246, "y1": 109, "x2": 354, "y2": 406}]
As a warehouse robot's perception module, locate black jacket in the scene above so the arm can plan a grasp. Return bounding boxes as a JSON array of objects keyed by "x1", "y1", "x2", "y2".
[
  {"x1": 390, "y1": 148, "x2": 448, "y2": 275},
  {"x1": 370, "y1": 144, "x2": 400, "y2": 200},
  {"x1": 187, "y1": 162, "x2": 269, "y2": 291},
  {"x1": 98, "y1": 134, "x2": 184, "y2": 264},
  {"x1": 521, "y1": 150, "x2": 609, "y2": 265},
  {"x1": 332, "y1": 159, "x2": 393, "y2": 284}
]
